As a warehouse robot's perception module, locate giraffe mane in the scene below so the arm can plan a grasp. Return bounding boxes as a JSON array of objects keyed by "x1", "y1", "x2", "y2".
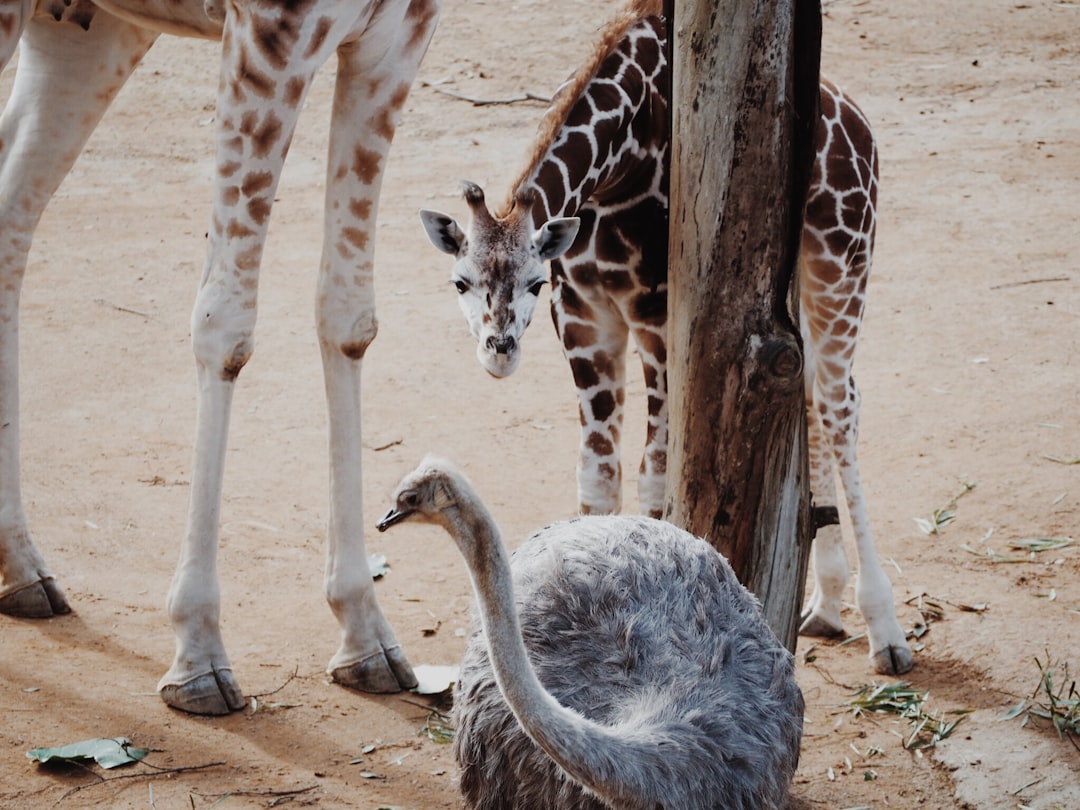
[{"x1": 498, "y1": 0, "x2": 664, "y2": 218}]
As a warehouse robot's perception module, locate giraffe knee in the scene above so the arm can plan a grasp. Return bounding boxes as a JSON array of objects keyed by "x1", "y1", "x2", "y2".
[
  {"x1": 319, "y1": 311, "x2": 379, "y2": 360},
  {"x1": 190, "y1": 297, "x2": 256, "y2": 381}
]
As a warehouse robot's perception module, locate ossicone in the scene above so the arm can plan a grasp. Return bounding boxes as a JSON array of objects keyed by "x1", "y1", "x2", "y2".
[{"x1": 460, "y1": 180, "x2": 495, "y2": 227}]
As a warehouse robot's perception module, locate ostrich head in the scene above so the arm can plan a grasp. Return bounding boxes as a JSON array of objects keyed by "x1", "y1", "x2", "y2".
[
  {"x1": 419, "y1": 181, "x2": 580, "y2": 379},
  {"x1": 376, "y1": 457, "x2": 466, "y2": 533}
]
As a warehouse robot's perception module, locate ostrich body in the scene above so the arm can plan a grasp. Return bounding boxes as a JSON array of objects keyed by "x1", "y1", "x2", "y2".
[{"x1": 378, "y1": 458, "x2": 803, "y2": 809}]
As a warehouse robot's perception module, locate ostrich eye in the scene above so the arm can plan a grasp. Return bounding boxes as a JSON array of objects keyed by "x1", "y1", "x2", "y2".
[
  {"x1": 527, "y1": 279, "x2": 546, "y2": 296},
  {"x1": 453, "y1": 279, "x2": 470, "y2": 295},
  {"x1": 402, "y1": 490, "x2": 421, "y2": 509}
]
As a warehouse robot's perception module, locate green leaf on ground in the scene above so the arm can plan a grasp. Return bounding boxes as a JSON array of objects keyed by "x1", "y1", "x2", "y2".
[{"x1": 27, "y1": 737, "x2": 149, "y2": 769}]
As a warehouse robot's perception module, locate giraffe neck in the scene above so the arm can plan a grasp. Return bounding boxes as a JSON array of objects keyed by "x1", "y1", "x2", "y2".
[{"x1": 503, "y1": 9, "x2": 668, "y2": 226}]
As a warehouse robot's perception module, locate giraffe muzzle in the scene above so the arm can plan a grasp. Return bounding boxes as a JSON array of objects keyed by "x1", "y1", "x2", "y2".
[{"x1": 485, "y1": 335, "x2": 517, "y2": 356}]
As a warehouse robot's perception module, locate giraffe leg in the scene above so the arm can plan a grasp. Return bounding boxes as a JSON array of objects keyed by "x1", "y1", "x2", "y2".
[
  {"x1": 630, "y1": 321, "x2": 667, "y2": 518},
  {"x1": 158, "y1": 0, "x2": 429, "y2": 713},
  {"x1": 831, "y1": 380, "x2": 913, "y2": 675},
  {"x1": 807, "y1": 363, "x2": 912, "y2": 675},
  {"x1": 553, "y1": 273, "x2": 629, "y2": 515},
  {"x1": 0, "y1": 8, "x2": 157, "y2": 617},
  {"x1": 318, "y1": 0, "x2": 438, "y2": 694},
  {"x1": 799, "y1": 396, "x2": 848, "y2": 638}
]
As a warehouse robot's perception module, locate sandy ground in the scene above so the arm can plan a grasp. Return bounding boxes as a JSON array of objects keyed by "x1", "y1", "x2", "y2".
[{"x1": 1, "y1": 0, "x2": 1078, "y2": 807}]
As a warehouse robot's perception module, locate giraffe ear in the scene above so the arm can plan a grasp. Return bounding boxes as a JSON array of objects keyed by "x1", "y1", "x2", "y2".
[
  {"x1": 534, "y1": 217, "x2": 580, "y2": 261},
  {"x1": 419, "y1": 209, "x2": 466, "y2": 256}
]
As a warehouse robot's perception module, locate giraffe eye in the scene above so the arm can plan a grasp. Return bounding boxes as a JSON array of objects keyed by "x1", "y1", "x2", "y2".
[
  {"x1": 527, "y1": 279, "x2": 546, "y2": 296},
  {"x1": 453, "y1": 279, "x2": 470, "y2": 294}
]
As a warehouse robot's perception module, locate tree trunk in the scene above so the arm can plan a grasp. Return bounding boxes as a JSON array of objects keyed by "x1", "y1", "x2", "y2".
[{"x1": 664, "y1": 0, "x2": 821, "y2": 651}]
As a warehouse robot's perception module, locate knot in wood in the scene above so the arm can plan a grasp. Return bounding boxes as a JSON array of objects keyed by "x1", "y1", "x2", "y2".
[{"x1": 759, "y1": 336, "x2": 803, "y2": 388}]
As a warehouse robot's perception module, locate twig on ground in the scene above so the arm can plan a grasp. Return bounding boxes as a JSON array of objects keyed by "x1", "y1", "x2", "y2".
[
  {"x1": 989, "y1": 275, "x2": 1070, "y2": 290},
  {"x1": 249, "y1": 665, "x2": 300, "y2": 700},
  {"x1": 55, "y1": 761, "x2": 226, "y2": 804},
  {"x1": 424, "y1": 84, "x2": 551, "y2": 106},
  {"x1": 93, "y1": 298, "x2": 152, "y2": 319},
  {"x1": 192, "y1": 785, "x2": 319, "y2": 803}
]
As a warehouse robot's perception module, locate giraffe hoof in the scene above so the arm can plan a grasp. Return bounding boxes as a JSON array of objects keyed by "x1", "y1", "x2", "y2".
[
  {"x1": 159, "y1": 669, "x2": 246, "y2": 715},
  {"x1": 798, "y1": 611, "x2": 844, "y2": 639},
  {"x1": 331, "y1": 645, "x2": 418, "y2": 694},
  {"x1": 871, "y1": 643, "x2": 914, "y2": 676},
  {"x1": 0, "y1": 577, "x2": 72, "y2": 618}
]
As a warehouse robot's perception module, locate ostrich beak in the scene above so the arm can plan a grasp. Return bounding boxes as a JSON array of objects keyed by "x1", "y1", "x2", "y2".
[{"x1": 375, "y1": 507, "x2": 412, "y2": 532}]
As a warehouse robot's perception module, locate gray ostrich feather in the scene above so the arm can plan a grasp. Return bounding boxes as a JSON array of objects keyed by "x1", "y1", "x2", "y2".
[{"x1": 378, "y1": 457, "x2": 803, "y2": 810}]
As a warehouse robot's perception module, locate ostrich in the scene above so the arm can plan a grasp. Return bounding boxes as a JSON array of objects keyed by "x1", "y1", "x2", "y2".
[{"x1": 377, "y1": 457, "x2": 804, "y2": 810}]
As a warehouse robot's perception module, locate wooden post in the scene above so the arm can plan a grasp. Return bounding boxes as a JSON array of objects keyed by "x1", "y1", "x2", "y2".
[{"x1": 664, "y1": 0, "x2": 821, "y2": 650}]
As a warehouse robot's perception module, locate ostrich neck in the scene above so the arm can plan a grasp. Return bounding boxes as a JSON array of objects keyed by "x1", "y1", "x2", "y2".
[{"x1": 443, "y1": 502, "x2": 638, "y2": 803}]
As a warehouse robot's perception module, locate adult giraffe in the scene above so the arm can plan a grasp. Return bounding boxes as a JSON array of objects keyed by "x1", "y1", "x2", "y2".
[
  {"x1": 0, "y1": 0, "x2": 440, "y2": 714},
  {"x1": 420, "y1": 0, "x2": 913, "y2": 675}
]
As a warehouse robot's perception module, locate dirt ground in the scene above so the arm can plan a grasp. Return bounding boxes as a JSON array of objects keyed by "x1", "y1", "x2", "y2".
[{"x1": 1, "y1": 0, "x2": 1078, "y2": 807}]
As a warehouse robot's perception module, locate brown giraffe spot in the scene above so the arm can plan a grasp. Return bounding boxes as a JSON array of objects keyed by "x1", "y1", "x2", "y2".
[
  {"x1": 552, "y1": 131, "x2": 593, "y2": 177},
  {"x1": 237, "y1": 45, "x2": 275, "y2": 99},
  {"x1": 561, "y1": 321, "x2": 597, "y2": 352},
  {"x1": 348, "y1": 198, "x2": 373, "y2": 221},
  {"x1": 372, "y1": 108, "x2": 396, "y2": 143},
  {"x1": 342, "y1": 227, "x2": 369, "y2": 251},
  {"x1": 304, "y1": 16, "x2": 334, "y2": 60},
  {"x1": 222, "y1": 185, "x2": 240, "y2": 207},
  {"x1": 241, "y1": 171, "x2": 274, "y2": 197},
  {"x1": 570, "y1": 357, "x2": 600, "y2": 389},
  {"x1": 218, "y1": 160, "x2": 242, "y2": 178},
  {"x1": 596, "y1": 463, "x2": 618, "y2": 482},
  {"x1": 239, "y1": 110, "x2": 283, "y2": 160},
  {"x1": 819, "y1": 86, "x2": 837, "y2": 121},
  {"x1": 223, "y1": 134, "x2": 244, "y2": 155},
  {"x1": 592, "y1": 108, "x2": 625, "y2": 147},
  {"x1": 595, "y1": 226, "x2": 631, "y2": 266},
  {"x1": 642, "y1": 363, "x2": 659, "y2": 393},
  {"x1": 645, "y1": 446, "x2": 666, "y2": 475},
  {"x1": 227, "y1": 220, "x2": 256, "y2": 239},
  {"x1": 844, "y1": 294, "x2": 864, "y2": 318},
  {"x1": 253, "y1": 12, "x2": 301, "y2": 71},
  {"x1": 352, "y1": 146, "x2": 381, "y2": 184},
  {"x1": 586, "y1": 432, "x2": 614, "y2": 457},
  {"x1": 809, "y1": 254, "x2": 843, "y2": 287},
  {"x1": 373, "y1": 83, "x2": 411, "y2": 141},
  {"x1": 405, "y1": 0, "x2": 439, "y2": 51},
  {"x1": 804, "y1": 189, "x2": 839, "y2": 231},
  {"x1": 825, "y1": 228, "x2": 855, "y2": 258},
  {"x1": 283, "y1": 76, "x2": 306, "y2": 108},
  {"x1": 247, "y1": 196, "x2": 272, "y2": 226},
  {"x1": 635, "y1": 329, "x2": 666, "y2": 364},
  {"x1": 841, "y1": 193, "x2": 870, "y2": 231},
  {"x1": 633, "y1": 23, "x2": 662, "y2": 72},
  {"x1": 647, "y1": 395, "x2": 664, "y2": 418},
  {"x1": 569, "y1": 262, "x2": 599, "y2": 287},
  {"x1": 235, "y1": 245, "x2": 261, "y2": 271},
  {"x1": 533, "y1": 161, "x2": 568, "y2": 212},
  {"x1": 631, "y1": 290, "x2": 665, "y2": 327},
  {"x1": 590, "y1": 390, "x2": 616, "y2": 423},
  {"x1": 800, "y1": 228, "x2": 826, "y2": 258}
]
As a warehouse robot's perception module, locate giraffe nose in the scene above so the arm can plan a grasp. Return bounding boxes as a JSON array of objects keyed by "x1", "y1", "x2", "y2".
[{"x1": 486, "y1": 335, "x2": 517, "y2": 355}]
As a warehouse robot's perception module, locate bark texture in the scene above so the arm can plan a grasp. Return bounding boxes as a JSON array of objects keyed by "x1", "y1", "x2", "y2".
[{"x1": 665, "y1": 0, "x2": 821, "y2": 650}]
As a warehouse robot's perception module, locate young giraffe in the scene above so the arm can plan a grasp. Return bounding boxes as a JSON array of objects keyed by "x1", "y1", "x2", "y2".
[
  {"x1": 420, "y1": 0, "x2": 913, "y2": 674},
  {"x1": 0, "y1": 0, "x2": 441, "y2": 714}
]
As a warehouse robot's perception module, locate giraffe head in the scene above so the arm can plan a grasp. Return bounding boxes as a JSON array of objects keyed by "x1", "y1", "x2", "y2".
[{"x1": 419, "y1": 182, "x2": 580, "y2": 378}]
